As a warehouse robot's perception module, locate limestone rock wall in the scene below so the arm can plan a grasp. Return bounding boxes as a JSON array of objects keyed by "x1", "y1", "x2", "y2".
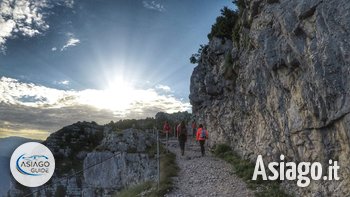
[{"x1": 190, "y1": 0, "x2": 350, "y2": 196}]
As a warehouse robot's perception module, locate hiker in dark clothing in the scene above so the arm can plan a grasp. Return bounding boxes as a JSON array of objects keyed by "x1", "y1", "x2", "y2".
[
  {"x1": 196, "y1": 124, "x2": 208, "y2": 156},
  {"x1": 177, "y1": 121, "x2": 187, "y2": 156}
]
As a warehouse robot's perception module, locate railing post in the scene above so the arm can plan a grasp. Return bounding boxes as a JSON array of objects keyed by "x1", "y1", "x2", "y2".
[{"x1": 157, "y1": 129, "x2": 160, "y2": 190}]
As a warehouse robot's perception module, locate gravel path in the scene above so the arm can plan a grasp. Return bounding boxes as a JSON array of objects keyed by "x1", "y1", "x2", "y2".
[{"x1": 164, "y1": 139, "x2": 254, "y2": 197}]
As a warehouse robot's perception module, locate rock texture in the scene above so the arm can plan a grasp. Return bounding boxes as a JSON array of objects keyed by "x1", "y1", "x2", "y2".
[
  {"x1": 155, "y1": 111, "x2": 192, "y2": 124},
  {"x1": 190, "y1": 0, "x2": 350, "y2": 196},
  {"x1": 8, "y1": 122, "x2": 157, "y2": 197}
]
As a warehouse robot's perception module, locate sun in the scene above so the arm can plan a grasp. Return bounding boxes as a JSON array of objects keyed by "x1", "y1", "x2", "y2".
[
  {"x1": 78, "y1": 77, "x2": 135, "y2": 113},
  {"x1": 102, "y1": 77, "x2": 135, "y2": 110}
]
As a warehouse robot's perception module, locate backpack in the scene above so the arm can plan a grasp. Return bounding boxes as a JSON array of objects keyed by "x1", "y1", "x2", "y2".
[{"x1": 200, "y1": 129, "x2": 207, "y2": 139}]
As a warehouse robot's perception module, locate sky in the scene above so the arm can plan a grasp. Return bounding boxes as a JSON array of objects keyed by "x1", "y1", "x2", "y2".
[{"x1": 0, "y1": 0, "x2": 234, "y2": 140}]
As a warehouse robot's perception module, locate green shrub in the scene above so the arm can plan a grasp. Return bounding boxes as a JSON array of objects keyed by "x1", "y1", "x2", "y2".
[
  {"x1": 213, "y1": 144, "x2": 292, "y2": 197},
  {"x1": 214, "y1": 144, "x2": 231, "y2": 156},
  {"x1": 156, "y1": 153, "x2": 179, "y2": 196},
  {"x1": 191, "y1": 1, "x2": 248, "y2": 65},
  {"x1": 232, "y1": 21, "x2": 242, "y2": 46},
  {"x1": 190, "y1": 44, "x2": 208, "y2": 64},
  {"x1": 208, "y1": 7, "x2": 239, "y2": 40},
  {"x1": 117, "y1": 181, "x2": 153, "y2": 197},
  {"x1": 234, "y1": 0, "x2": 246, "y2": 13}
]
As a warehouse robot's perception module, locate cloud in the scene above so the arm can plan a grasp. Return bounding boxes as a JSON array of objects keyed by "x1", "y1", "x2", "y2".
[
  {"x1": 52, "y1": 32, "x2": 81, "y2": 52},
  {"x1": 0, "y1": 18, "x2": 16, "y2": 48},
  {"x1": 0, "y1": 103, "x2": 116, "y2": 140},
  {"x1": 64, "y1": 0, "x2": 74, "y2": 8},
  {"x1": 155, "y1": 84, "x2": 172, "y2": 92},
  {"x1": 61, "y1": 35, "x2": 80, "y2": 51},
  {"x1": 0, "y1": 0, "x2": 75, "y2": 51},
  {"x1": 142, "y1": 1, "x2": 165, "y2": 12},
  {"x1": 0, "y1": 77, "x2": 77, "y2": 107},
  {"x1": 0, "y1": 77, "x2": 191, "y2": 139},
  {"x1": 0, "y1": 0, "x2": 49, "y2": 51},
  {"x1": 56, "y1": 80, "x2": 70, "y2": 85}
]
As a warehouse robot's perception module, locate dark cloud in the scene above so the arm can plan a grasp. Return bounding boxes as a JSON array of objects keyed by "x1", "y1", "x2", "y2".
[
  {"x1": 0, "y1": 99, "x2": 189, "y2": 139},
  {"x1": 0, "y1": 103, "x2": 115, "y2": 134}
]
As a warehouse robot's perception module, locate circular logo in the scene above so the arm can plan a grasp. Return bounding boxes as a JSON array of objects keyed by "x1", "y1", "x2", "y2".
[{"x1": 10, "y1": 142, "x2": 55, "y2": 187}]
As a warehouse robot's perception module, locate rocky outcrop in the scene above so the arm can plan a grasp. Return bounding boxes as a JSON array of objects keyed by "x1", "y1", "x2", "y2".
[
  {"x1": 8, "y1": 122, "x2": 157, "y2": 197},
  {"x1": 190, "y1": 0, "x2": 350, "y2": 196},
  {"x1": 155, "y1": 111, "x2": 192, "y2": 124}
]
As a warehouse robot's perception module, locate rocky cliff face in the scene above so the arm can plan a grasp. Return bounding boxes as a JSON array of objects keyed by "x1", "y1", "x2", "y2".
[
  {"x1": 8, "y1": 122, "x2": 157, "y2": 197},
  {"x1": 190, "y1": 0, "x2": 350, "y2": 196}
]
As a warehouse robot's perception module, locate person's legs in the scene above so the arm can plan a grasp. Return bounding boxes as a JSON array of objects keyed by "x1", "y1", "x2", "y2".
[
  {"x1": 192, "y1": 129, "x2": 196, "y2": 143},
  {"x1": 166, "y1": 132, "x2": 169, "y2": 151},
  {"x1": 200, "y1": 140, "x2": 205, "y2": 156},
  {"x1": 183, "y1": 140, "x2": 185, "y2": 155},
  {"x1": 179, "y1": 140, "x2": 185, "y2": 155}
]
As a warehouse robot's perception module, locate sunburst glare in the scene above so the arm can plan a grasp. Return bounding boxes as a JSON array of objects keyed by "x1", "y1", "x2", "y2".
[{"x1": 77, "y1": 77, "x2": 135, "y2": 113}]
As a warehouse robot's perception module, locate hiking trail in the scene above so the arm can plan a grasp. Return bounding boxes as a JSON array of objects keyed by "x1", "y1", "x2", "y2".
[{"x1": 164, "y1": 139, "x2": 254, "y2": 197}]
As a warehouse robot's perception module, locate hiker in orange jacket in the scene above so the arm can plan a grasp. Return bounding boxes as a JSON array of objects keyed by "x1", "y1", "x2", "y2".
[{"x1": 196, "y1": 124, "x2": 208, "y2": 156}]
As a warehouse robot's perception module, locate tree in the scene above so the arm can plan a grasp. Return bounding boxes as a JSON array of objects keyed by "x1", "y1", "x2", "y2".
[
  {"x1": 189, "y1": 44, "x2": 207, "y2": 64},
  {"x1": 233, "y1": 0, "x2": 246, "y2": 12},
  {"x1": 207, "y1": 7, "x2": 238, "y2": 40}
]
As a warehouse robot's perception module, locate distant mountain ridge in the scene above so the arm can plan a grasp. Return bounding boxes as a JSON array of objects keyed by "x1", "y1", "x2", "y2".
[{"x1": 0, "y1": 136, "x2": 39, "y2": 157}]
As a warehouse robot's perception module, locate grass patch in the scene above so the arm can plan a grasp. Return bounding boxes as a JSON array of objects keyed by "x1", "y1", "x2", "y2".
[
  {"x1": 213, "y1": 144, "x2": 291, "y2": 197},
  {"x1": 114, "y1": 146, "x2": 179, "y2": 197},
  {"x1": 116, "y1": 181, "x2": 153, "y2": 197},
  {"x1": 156, "y1": 152, "x2": 179, "y2": 196}
]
